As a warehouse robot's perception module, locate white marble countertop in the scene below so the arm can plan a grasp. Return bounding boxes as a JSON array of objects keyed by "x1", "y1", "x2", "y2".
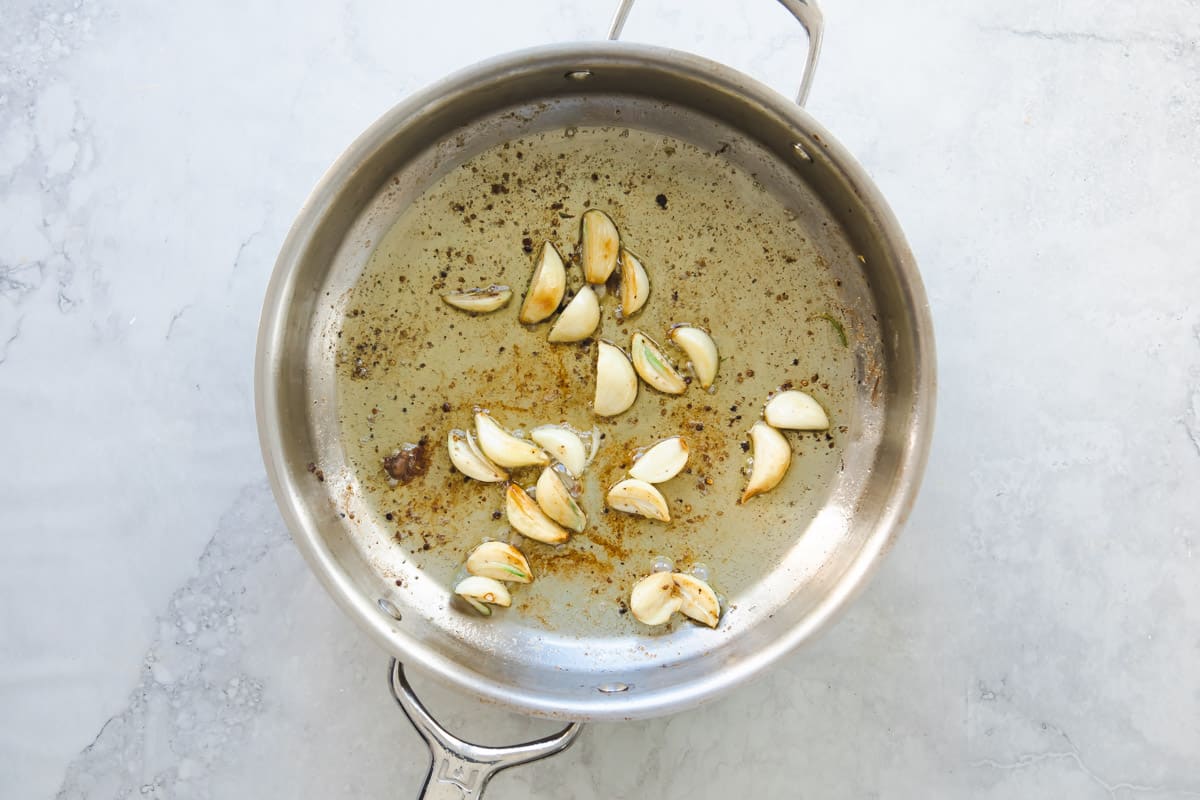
[{"x1": 3, "y1": 0, "x2": 1198, "y2": 797}]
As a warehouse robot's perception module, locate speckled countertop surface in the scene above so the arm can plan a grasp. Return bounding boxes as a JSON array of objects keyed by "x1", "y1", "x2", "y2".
[{"x1": 2, "y1": 0, "x2": 1198, "y2": 797}]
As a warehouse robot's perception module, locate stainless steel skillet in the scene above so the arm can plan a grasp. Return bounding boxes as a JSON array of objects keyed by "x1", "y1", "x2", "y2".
[{"x1": 255, "y1": 0, "x2": 934, "y2": 795}]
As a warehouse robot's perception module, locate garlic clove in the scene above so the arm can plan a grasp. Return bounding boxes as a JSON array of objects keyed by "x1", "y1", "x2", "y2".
[
  {"x1": 505, "y1": 483, "x2": 570, "y2": 544},
  {"x1": 474, "y1": 412, "x2": 549, "y2": 468},
  {"x1": 455, "y1": 576, "x2": 512, "y2": 615},
  {"x1": 631, "y1": 332, "x2": 687, "y2": 394},
  {"x1": 606, "y1": 478, "x2": 671, "y2": 522},
  {"x1": 668, "y1": 326, "x2": 719, "y2": 389},
  {"x1": 581, "y1": 209, "x2": 620, "y2": 284},
  {"x1": 465, "y1": 541, "x2": 533, "y2": 583},
  {"x1": 447, "y1": 429, "x2": 508, "y2": 482},
  {"x1": 763, "y1": 390, "x2": 830, "y2": 430},
  {"x1": 535, "y1": 467, "x2": 587, "y2": 532},
  {"x1": 594, "y1": 341, "x2": 638, "y2": 416},
  {"x1": 547, "y1": 286, "x2": 600, "y2": 342},
  {"x1": 442, "y1": 285, "x2": 512, "y2": 313},
  {"x1": 740, "y1": 421, "x2": 791, "y2": 503},
  {"x1": 529, "y1": 425, "x2": 588, "y2": 476},
  {"x1": 618, "y1": 249, "x2": 649, "y2": 318},
  {"x1": 629, "y1": 572, "x2": 682, "y2": 625},
  {"x1": 672, "y1": 573, "x2": 721, "y2": 628},
  {"x1": 519, "y1": 242, "x2": 567, "y2": 324},
  {"x1": 628, "y1": 436, "x2": 689, "y2": 484}
]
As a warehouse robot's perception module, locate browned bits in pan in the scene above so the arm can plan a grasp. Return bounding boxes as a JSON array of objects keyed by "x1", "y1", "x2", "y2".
[{"x1": 383, "y1": 437, "x2": 431, "y2": 485}]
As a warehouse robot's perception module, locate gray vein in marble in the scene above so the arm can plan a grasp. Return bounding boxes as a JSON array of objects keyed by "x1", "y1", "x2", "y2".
[
  {"x1": 0, "y1": 314, "x2": 24, "y2": 364},
  {"x1": 973, "y1": 751, "x2": 1200, "y2": 799},
  {"x1": 1187, "y1": 326, "x2": 1200, "y2": 457},
  {"x1": 0, "y1": 265, "x2": 42, "y2": 301},
  {"x1": 55, "y1": 484, "x2": 289, "y2": 800},
  {"x1": 227, "y1": 218, "x2": 271, "y2": 289},
  {"x1": 981, "y1": 25, "x2": 1197, "y2": 53},
  {"x1": 165, "y1": 305, "x2": 192, "y2": 341},
  {"x1": 972, "y1": 721, "x2": 1200, "y2": 799}
]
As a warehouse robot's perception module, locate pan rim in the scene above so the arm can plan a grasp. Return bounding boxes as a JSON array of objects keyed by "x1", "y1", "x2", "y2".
[{"x1": 255, "y1": 41, "x2": 936, "y2": 720}]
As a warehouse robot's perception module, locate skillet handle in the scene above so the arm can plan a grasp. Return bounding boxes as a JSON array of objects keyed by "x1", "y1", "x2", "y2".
[
  {"x1": 606, "y1": 0, "x2": 824, "y2": 107},
  {"x1": 389, "y1": 660, "x2": 584, "y2": 799}
]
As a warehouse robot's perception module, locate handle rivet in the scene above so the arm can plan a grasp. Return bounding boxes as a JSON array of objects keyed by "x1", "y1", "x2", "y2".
[
  {"x1": 565, "y1": 70, "x2": 594, "y2": 81},
  {"x1": 597, "y1": 682, "x2": 630, "y2": 693},
  {"x1": 792, "y1": 142, "x2": 812, "y2": 162},
  {"x1": 378, "y1": 597, "x2": 402, "y2": 620}
]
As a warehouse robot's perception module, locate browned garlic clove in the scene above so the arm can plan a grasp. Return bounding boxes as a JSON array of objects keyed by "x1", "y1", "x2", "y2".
[
  {"x1": 529, "y1": 425, "x2": 588, "y2": 476},
  {"x1": 631, "y1": 332, "x2": 687, "y2": 394},
  {"x1": 475, "y1": 412, "x2": 550, "y2": 468},
  {"x1": 535, "y1": 467, "x2": 587, "y2": 533},
  {"x1": 629, "y1": 572, "x2": 683, "y2": 625},
  {"x1": 618, "y1": 248, "x2": 650, "y2": 318},
  {"x1": 447, "y1": 429, "x2": 508, "y2": 482},
  {"x1": 518, "y1": 241, "x2": 567, "y2": 324},
  {"x1": 581, "y1": 209, "x2": 620, "y2": 284},
  {"x1": 606, "y1": 478, "x2": 671, "y2": 522},
  {"x1": 505, "y1": 483, "x2": 570, "y2": 544},
  {"x1": 455, "y1": 576, "x2": 512, "y2": 615},
  {"x1": 442, "y1": 285, "x2": 512, "y2": 313},
  {"x1": 672, "y1": 573, "x2": 721, "y2": 627},
  {"x1": 465, "y1": 541, "x2": 533, "y2": 583}
]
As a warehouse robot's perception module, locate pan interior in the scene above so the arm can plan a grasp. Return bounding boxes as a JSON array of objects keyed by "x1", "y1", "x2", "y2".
[
  {"x1": 264, "y1": 51, "x2": 926, "y2": 719},
  {"x1": 336, "y1": 121, "x2": 868, "y2": 638}
]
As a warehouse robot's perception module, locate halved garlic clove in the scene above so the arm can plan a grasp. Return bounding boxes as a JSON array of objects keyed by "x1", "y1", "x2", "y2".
[
  {"x1": 763, "y1": 390, "x2": 830, "y2": 430},
  {"x1": 607, "y1": 478, "x2": 671, "y2": 522},
  {"x1": 631, "y1": 332, "x2": 687, "y2": 394},
  {"x1": 672, "y1": 573, "x2": 720, "y2": 628},
  {"x1": 740, "y1": 421, "x2": 791, "y2": 503},
  {"x1": 628, "y1": 436, "x2": 689, "y2": 484},
  {"x1": 535, "y1": 467, "x2": 587, "y2": 532},
  {"x1": 629, "y1": 572, "x2": 682, "y2": 625},
  {"x1": 466, "y1": 541, "x2": 533, "y2": 583},
  {"x1": 447, "y1": 429, "x2": 508, "y2": 482},
  {"x1": 668, "y1": 326, "x2": 719, "y2": 389},
  {"x1": 581, "y1": 209, "x2": 620, "y2": 284},
  {"x1": 455, "y1": 575, "x2": 512, "y2": 615},
  {"x1": 547, "y1": 286, "x2": 600, "y2": 342},
  {"x1": 618, "y1": 249, "x2": 649, "y2": 318},
  {"x1": 594, "y1": 341, "x2": 638, "y2": 416},
  {"x1": 442, "y1": 285, "x2": 512, "y2": 313},
  {"x1": 474, "y1": 412, "x2": 549, "y2": 468},
  {"x1": 529, "y1": 425, "x2": 587, "y2": 476},
  {"x1": 505, "y1": 483, "x2": 570, "y2": 544},
  {"x1": 519, "y1": 242, "x2": 567, "y2": 324}
]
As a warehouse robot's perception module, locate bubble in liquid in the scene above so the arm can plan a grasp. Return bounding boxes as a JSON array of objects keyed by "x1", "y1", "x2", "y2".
[
  {"x1": 651, "y1": 555, "x2": 674, "y2": 574},
  {"x1": 689, "y1": 562, "x2": 710, "y2": 582}
]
